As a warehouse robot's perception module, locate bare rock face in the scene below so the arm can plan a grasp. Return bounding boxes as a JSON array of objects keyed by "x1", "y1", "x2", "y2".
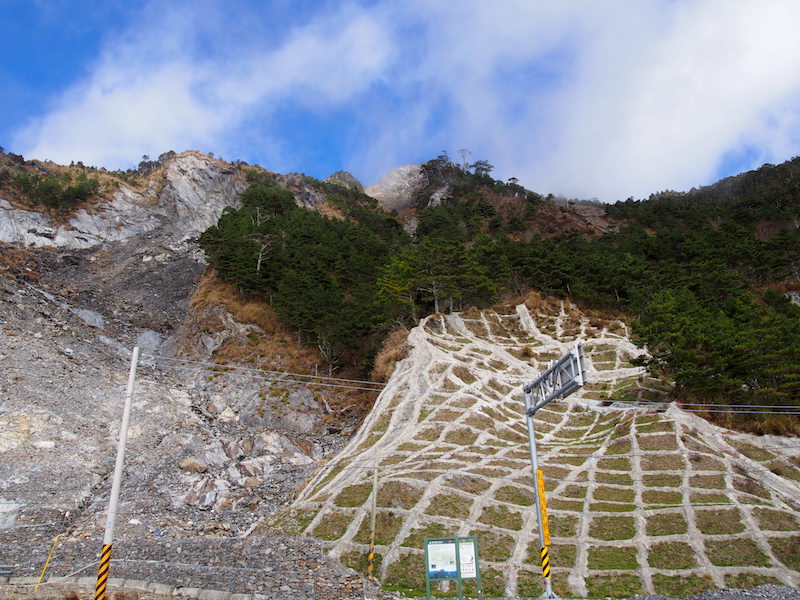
[
  {"x1": 323, "y1": 170, "x2": 363, "y2": 193},
  {"x1": 0, "y1": 152, "x2": 245, "y2": 249},
  {"x1": 364, "y1": 164, "x2": 425, "y2": 211}
]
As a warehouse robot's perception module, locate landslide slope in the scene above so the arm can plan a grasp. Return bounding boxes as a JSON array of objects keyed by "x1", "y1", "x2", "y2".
[{"x1": 289, "y1": 295, "x2": 800, "y2": 598}]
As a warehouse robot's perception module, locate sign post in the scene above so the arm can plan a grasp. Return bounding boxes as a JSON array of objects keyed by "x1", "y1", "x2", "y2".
[
  {"x1": 522, "y1": 343, "x2": 585, "y2": 599},
  {"x1": 424, "y1": 536, "x2": 482, "y2": 600}
]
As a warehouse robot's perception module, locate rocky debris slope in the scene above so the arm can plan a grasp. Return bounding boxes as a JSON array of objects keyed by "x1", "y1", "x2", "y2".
[
  {"x1": 289, "y1": 296, "x2": 800, "y2": 598},
  {"x1": 0, "y1": 152, "x2": 360, "y2": 587}
]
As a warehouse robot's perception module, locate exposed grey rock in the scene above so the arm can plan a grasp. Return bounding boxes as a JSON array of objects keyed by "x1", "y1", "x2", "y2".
[
  {"x1": 324, "y1": 170, "x2": 364, "y2": 192},
  {"x1": 364, "y1": 164, "x2": 424, "y2": 211},
  {"x1": 0, "y1": 153, "x2": 244, "y2": 249}
]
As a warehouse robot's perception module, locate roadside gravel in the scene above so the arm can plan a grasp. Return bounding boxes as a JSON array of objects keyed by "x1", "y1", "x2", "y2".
[{"x1": 624, "y1": 584, "x2": 800, "y2": 600}]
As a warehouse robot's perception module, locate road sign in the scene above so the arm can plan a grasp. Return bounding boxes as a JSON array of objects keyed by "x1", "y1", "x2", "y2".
[
  {"x1": 424, "y1": 536, "x2": 482, "y2": 600},
  {"x1": 525, "y1": 344, "x2": 586, "y2": 413}
]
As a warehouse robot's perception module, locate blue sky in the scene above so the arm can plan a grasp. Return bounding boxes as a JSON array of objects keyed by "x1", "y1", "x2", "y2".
[{"x1": 3, "y1": 0, "x2": 800, "y2": 202}]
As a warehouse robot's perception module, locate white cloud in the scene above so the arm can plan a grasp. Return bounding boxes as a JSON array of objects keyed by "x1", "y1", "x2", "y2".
[{"x1": 13, "y1": 0, "x2": 800, "y2": 199}]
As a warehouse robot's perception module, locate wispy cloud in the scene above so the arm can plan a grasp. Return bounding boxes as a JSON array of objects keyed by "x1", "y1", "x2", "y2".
[{"x1": 12, "y1": 0, "x2": 800, "y2": 200}]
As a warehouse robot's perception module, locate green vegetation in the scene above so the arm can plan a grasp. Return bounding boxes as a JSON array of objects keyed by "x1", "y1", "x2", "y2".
[
  {"x1": 197, "y1": 153, "x2": 800, "y2": 428},
  {"x1": 589, "y1": 516, "x2": 635, "y2": 540},
  {"x1": 585, "y1": 573, "x2": 643, "y2": 598},
  {"x1": 648, "y1": 541, "x2": 696, "y2": 569},
  {"x1": 705, "y1": 538, "x2": 771, "y2": 566},
  {"x1": 646, "y1": 513, "x2": 689, "y2": 535},
  {"x1": 695, "y1": 509, "x2": 745, "y2": 535},
  {"x1": 587, "y1": 546, "x2": 638, "y2": 570},
  {"x1": 651, "y1": 574, "x2": 715, "y2": 597}
]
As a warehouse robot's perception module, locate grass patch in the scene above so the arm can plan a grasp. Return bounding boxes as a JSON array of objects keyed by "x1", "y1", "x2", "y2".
[
  {"x1": 452, "y1": 365, "x2": 477, "y2": 384},
  {"x1": 397, "y1": 442, "x2": 426, "y2": 452},
  {"x1": 690, "y1": 491, "x2": 732, "y2": 505},
  {"x1": 425, "y1": 493, "x2": 473, "y2": 519},
  {"x1": 638, "y1": 434, "x2": 679, "y2": 451},
  {"x1": 651, "y1": 574, "x2": 715, "y2": 597},
  {"x1": 333, "y1": 482, "x2": 372, "y2": 507},
  {"x1": 444, "y1": 474, "x2": 492, "y2": 495},
  {"x1": 400, "y1": 522, "x2": 458, "y2": 548},
  {"x1": 495, "y1": 485, "x2": 535, "y2": 506},
  {"x1": 595, "y1": 472, "x2": 633, "y2": 485},
  {"x1": 587, "y1": 546, "x2": 638, "y2": 570},
  {"x1": 637, "y1": 421, "x2": 674, "y2": 434},
  {"x1": 705, "y1": 538, "x2": 771, "y2": 566},
  {"x1": 463, "y1": 414, "x2": 493, "y2": 429},
  {"x1": 753, "y1": 508, "x2": 799, "y2": 531},
  {"x1": 478, "y1": 505, "x2": 524, "y2": 530},
  {"x1": 596, "y1": 457, "x2": 631, "y2": 471},
  {"x1": 689, "y1": 474, "x2": 726, "y2": 489},
  {"x1": 594, "y1": 486, "x2": 635, "y2": 503},
  {"x1": 688, "y1": 453, "x2": 724, "y2": 471},
  {"x1": 643, "y1": 473, "x2": 682, "y2": 487},
  {"x1": 589, "y1": 516, "x2": 635, "y2": 540},
  {"x1": 478, "y1": 567, "x2": 506, "y2": 598},
  {"x1": 431, "y1": 408, "x2": 462, "y2": 422},
  {"x1": 443, "y1": 427, "x2": 479, "y2": 445},
  {"x1": 550, "y1": 514, "x2": 579, "y2": 538},
  {"x1": 605, "y1": 438, "x2": 631, "y2": 455},
  {"x1": 415, "y1": 427, "x2": 441, "y2": 442},
  {"x1": 769, "y1": 536, "x2": 800, "y2": 569},
  {"x1": 377, "y1": 480, "x2": 424, "y2": 509},
  {"x1": 648, "y1": 541, "x2": 696, "y2": 569},
  {"x1": 646, "y1": 513, "x2": 689, "y2": 536},
  {"x1": 694, "y1": 508, "x2": 744, "y2": 534},
  {"x1": 729, "y1": 440, "x2": 776, "y2": 462},
  {"x1": 585, "y1": 574, "x2": 642, "y2": 598},
  {"x1": 642, "y1": 490, "x2": 683, "y2": 506},
  {"x1": 561, "y1": 485, "x2": 588, "y2": 499},
  {"x1": 352, "y1": 511, "x2": 403, "y2": 545},
  {"x1": 724, "y1": 573, "x2": 783, "y2": 589},
  {"x1": 468, "y1": 529, "x2": 515, "y2": 562},
  {"x1": 548, "y1": 499, "x2": 584, "y2": 512},
  {"x1": 312, "y1": 511, "x2": 356, "y2": 540},
  {"x1": 384, "y1": 553, "x2": 425, "y2": 596},
  {"x1": 641, "y1": 455, "x2": 684, "y2": 470}
]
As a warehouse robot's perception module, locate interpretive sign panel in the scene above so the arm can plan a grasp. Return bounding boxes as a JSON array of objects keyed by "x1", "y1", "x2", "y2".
[{"x1": 424, "y1": 536, "x2": 482, "y2": 599}]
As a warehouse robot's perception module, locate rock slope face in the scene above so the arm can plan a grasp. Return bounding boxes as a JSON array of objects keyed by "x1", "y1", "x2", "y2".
[
  {"x1": 292, "y1": 297, "x2": 800, "y2": 598},
  {"x1": 0, "y1": 152, "x2": 244, "y2": 249}
]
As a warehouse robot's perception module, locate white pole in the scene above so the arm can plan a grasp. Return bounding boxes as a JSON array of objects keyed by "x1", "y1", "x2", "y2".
[
  {"x1": 96, "y1": 347, "x2": 140, "y2": 600},
  {"x1": 103, "y1": 346, "x2": 140, "y2": 545}
]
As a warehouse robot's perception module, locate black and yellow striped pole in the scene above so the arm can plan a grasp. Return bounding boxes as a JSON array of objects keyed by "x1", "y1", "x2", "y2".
[
  {"x1": 95, "y1": 347, "x2": 140, "y2": 600},
  {"x1": 95, "y1": 544, "x2": 112, "y2": 600}
]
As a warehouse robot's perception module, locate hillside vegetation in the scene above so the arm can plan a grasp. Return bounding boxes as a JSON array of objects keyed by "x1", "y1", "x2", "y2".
[{"x1": 200, "y1": 154, "x2": 800, "y2": 434}]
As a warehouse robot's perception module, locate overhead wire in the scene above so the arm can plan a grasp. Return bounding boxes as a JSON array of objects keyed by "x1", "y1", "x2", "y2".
[{"x1": 140, "y1": 355, "x2": 386, "y2": 393}]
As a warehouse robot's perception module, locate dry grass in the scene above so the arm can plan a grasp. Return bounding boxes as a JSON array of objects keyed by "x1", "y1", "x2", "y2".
[{"x1": 371, "y1": 326, "x2": 410, "y2": 381}]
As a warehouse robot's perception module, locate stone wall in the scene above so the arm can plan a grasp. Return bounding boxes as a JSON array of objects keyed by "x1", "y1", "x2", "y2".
[{"x1": 0, "y1": 535, "x2": 376, "y2": 600}]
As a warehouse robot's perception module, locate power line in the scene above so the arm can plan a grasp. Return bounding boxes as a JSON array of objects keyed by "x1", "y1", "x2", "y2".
[{"x1": 141, "y1": 354, "x2": 386, "y2": 390}]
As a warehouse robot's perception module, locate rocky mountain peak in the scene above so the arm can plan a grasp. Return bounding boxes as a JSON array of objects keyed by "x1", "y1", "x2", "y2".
[{"x1": 364, "y1": 164, "x2": 424, "y2": 212}]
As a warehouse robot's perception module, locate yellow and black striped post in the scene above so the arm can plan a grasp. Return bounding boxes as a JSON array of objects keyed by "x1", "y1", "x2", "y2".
[
  {"x1": 367, "y1": 534, "x2": 376, "y2": 577},
  {"x1": 95, "y1": 544, "x2": 112, "y2": 600},
  {"x1": 540, "y1": 545, "x2": 551, "y2": 580}
]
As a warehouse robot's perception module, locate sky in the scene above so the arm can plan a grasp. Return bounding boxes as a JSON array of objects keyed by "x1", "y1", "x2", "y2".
[{"x1": 2, "y1": 0, "x2": 800, "y2": 202}]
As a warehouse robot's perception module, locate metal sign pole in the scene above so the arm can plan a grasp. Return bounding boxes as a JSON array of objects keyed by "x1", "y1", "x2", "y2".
[
  {"x1": 525, "y1": 385, "x2": 555, "y2": 599},
  {"x1": 521, "y1": 343, "x2": 585, "y2": 600}
]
